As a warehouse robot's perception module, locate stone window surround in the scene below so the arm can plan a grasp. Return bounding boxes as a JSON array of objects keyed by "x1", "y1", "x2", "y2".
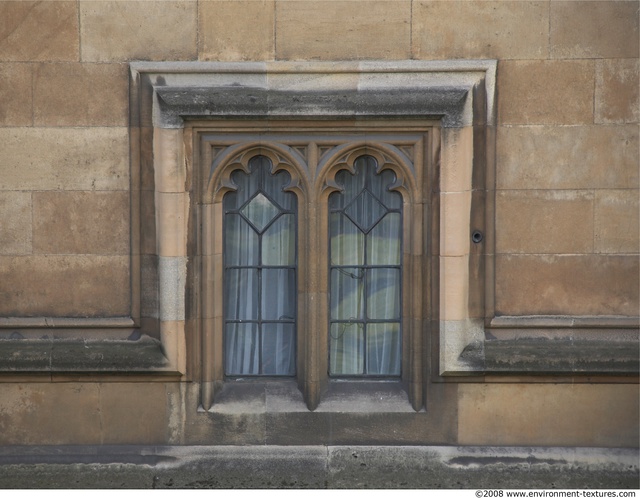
[
  {"x1": 134, "y1": 60, "x2": 498, "y2": 408},
  {"x1": 0, "y1": 60, "x2": 636, "y2": 382}
]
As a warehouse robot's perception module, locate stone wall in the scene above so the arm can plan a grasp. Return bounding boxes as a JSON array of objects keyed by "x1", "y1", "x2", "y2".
[{"x1": 0, "y1": 0, "x2": 638, "y2": 455}]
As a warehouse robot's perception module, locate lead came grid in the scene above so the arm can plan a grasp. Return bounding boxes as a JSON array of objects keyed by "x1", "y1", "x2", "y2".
[
  {"x1": 329, "y1": 155, "x2": 402, "y2": 377},
  {"x1": 223, "y1": 156, "x2": 297, "y2": 376}
]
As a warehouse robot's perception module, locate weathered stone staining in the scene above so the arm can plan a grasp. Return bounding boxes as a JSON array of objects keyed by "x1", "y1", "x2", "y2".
[{"x1": 0, "y1": 0, "x2": 637, "y2": 488}]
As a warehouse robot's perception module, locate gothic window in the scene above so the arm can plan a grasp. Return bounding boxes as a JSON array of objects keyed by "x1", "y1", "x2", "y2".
[
  {"x1": 329, "y1": 155, "x2": 402, "y2": 377},
  {"x1": 222, "y1": 155, "x2": 297, "y2": 376}
]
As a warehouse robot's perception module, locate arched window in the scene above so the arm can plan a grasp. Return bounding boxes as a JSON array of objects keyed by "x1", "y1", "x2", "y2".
[
  {"x1": 222, "y1": 155, "x2": 297, "y2": 376},
  {"x1": 328, "y1": 155, "x2": 402, "y2": 376}
]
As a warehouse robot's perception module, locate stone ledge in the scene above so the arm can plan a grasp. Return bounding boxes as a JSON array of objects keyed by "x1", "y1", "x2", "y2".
[
  {"x1": 459, "y1": 338, "x2": 640, "y2": 375},
  {"x1": 0, "y1": 445, "x2": 636, "y2": 489},
  {"x1": 0, "y1": 334, "x2": 173, "y2": 374}
]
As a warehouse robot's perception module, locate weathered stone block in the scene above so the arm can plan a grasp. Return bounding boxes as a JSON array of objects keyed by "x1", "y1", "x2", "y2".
[
  {"x1": 0, "y1": 1, "x2": 78, "y2": 62},
  {"x1": 495, "y1": 254, "x2": 639, "y2": 316},
  {"x1": 100, "y1": 383, "x2": 169, "y2": 444},
  {"x1": 412, "y1": 1, "x2": 548, "y2": 60},
  {"x1": 276, "y1": 1, "x2": 411, "y2": 60},
  {"x1": 595, "y1": 58, "x2": 639, "y2": 124},
  {"x1": 458, "y1": 384, "x2": 639, "y2": 447},
  {"x1": 498, "y1": 60, "x2": 594, "y2": 125},
  {"x1": 0, "y1": 127, "x2": 129, "y2": 191},
  {"x1": 0, "y1": 191, "x2": 31, "y2": 255},
  {"x1": 199, "y1": 0, "x2": 275, "y2": 61},
  {"x1": 33, "y1": 63, "x2": 128, "y2": 126},
  {"x1": 594, "y1": 189, "x2": 640, "y2": 254},
  {"x1": 496, "y1": 190, "x2": 594, "y2": 254},
  {"x1": 0, "y1": 383, "x2": 101, "y2": 445},
  {"x1": 497, "y1": 125, "x2": 639, "y2": 189},
  {"x1": 0, "y1": 255, "x2": 130, "y2": 317},
  {"x1": 79, "y1": 0, "x2": 197, "y2": 62},
  {"x1": 33, "y1": 191, "x2": 129, "y2": 255},
  {"x1": 0, "y1": 63, "x2": 32, "y2": 126},
  {"x1": 551, "y1": 0, "x2": 639, "y2": 59}
]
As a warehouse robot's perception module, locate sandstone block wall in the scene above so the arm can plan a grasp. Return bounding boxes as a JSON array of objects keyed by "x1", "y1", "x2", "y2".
[{"x1": 0, "y1": 0, "x2": 637, "y2": 447}]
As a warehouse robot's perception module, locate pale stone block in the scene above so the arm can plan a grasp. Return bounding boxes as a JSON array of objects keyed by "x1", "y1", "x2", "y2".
[
  {"x1": 33, "y1": 63, "x2": 128, "y2": 127},
  {"x1": 0, "y1": 1, "x2": 78, "y2": 62},
  {"x1": 497, "y1": 125, "x2": 639, "y2": 190},
  {"x1": 99, "y1": 383, "x2": 168, "y2": 444},
  {"x1": 595, "y1": 59, "x2": 639, "y2": 124},
  {"x1": 199, "y1": 0, "x2": 275, "y2": 61},
  {"x1": 153, "y1": 128, "x2": 186, "y2": 193},
  {"x1": 0, "y1": 191, "x2": 31, "y2": 255},
  {"x1": 459, "y1": 384, "x2": 639, "y2": 447},
  {"x1": 155, "y1": 192, "x2": 189, "y2": 257},
  {"x1": 439, "y1": 255, "x2": 469, "y2": 321},
  {"x1": 551, "y1": 1, "x2": 639, "y2": 59},
  {"x1": 0, "y1": 383, "x2": 101, "y2": 445},
  {"x1": 496, "y1": 190, "x2": 595, "y2": 254},
  {"x1": 33, "y1": 191, "x2": 129, "y2": 255},
  {"x1": 594, "y1": 190, "x2": 640, "y2": 254},
  {"x1": 158, "y1": 256, "x2": 187, "y2": 321},
  {"x1": 276, "y1": 1, "x2": 411, "y2": 60},
  {"x1": 0, "y1": 63, "x2": 32, "y2": 126},
  {"x1": 79, "y1": 1, "x2": 197, "y2": 62},
  {"x1": 0, "y1": 255, "x2": 130, "y2": 317},
  {"x1": 498, "y1": 60, "x2": 594, "y2": 125},
  {"x1": 160, "y1": 320, "x2": 187, "y2": 375},
  {"x1": 439, "y1": 318, "x2": 484, "y2": 375},
  {"x1": 495, "y1": 255, "x2": 639, "y2": 316},
  {"x1": 0, "y1": 127, "x2": 129, "y2": 191},
  {"x1": 440, "y1": 127, "x2": 474, "y2": 194},
  {"x1": 413, "y1": 1, "x2": 548, "y2": 60},
  {"x1": 440, "y1": 191, "x2": 471, "y2": 257}
]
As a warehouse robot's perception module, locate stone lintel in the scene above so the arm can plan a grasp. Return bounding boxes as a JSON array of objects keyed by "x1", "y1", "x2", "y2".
[{"x1": 155, "y1": 86, "x2": 472, "y2": 128}]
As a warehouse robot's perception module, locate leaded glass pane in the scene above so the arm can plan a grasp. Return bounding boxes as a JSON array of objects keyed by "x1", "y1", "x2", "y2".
[
  {"x1": 369, "y1": 169, "x2": 402, "y2": 210},
  {"x1": 230, "y1": 165, "x2": 260, "y2": 208},
  {"x1": 261, "y1": 323, "x2": 296, "y2": 375},
  {"x1": 225, "y1": 269, "x2": 259, "y2": 320},
  {"x1": 263, "y1": 167, "x2": 295, "y2": 211},
  {"x1": 329, "y1": 323, "x2": 364, "y2": 375},
  {"x1": 224, "y1": 214, "x2": 259, "y2": 266},
  {"x1": 331, "y1": 268, "x2": 365, "y2": 320},
  {"x1": 366, "y1": 323, "x2": 401, "y2": 375},
  {"x1": 262, "y1": 214, "x2": 295, "y2": 266},
  {"x1": 241, "y1": 192, "x2": 281, "y2": 233},
  {"x1": 367, "y1": 213, "x2": 401, "y2": 265},
  {"x1": 225, "y1": 323, "x2": 259, "y2": 375},
  {"x1": 330, "y1": 213, "x2": 364, "y2": 266},
  {"x1": 344, "y1": 189, "x2": 388, "y2": 233},
  {"x1": 262, "y1": 269, "x2": 296, "y2": 321},
  {"x1": 331, "y1": 168, "x2": 365, "y2": 209},
  {"x1": 367, "y1": 268, "x2": 400, "y2": 320}
]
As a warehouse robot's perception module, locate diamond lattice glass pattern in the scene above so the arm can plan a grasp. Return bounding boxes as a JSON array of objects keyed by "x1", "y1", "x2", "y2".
[
  {"x1": 344, "y1": 189, "x2": 388, "y2": 233},
  {"x1": 240, "y1": 192, "x2": 281, "y2": 233}
]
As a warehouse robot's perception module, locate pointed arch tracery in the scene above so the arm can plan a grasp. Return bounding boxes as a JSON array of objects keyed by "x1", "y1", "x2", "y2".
[
  {"x1": 316, "y1": 142, "x2": 418, "y2": 205},
  {"x1": 207, "y1": 142, "x2": 308, "y2": 204}
]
